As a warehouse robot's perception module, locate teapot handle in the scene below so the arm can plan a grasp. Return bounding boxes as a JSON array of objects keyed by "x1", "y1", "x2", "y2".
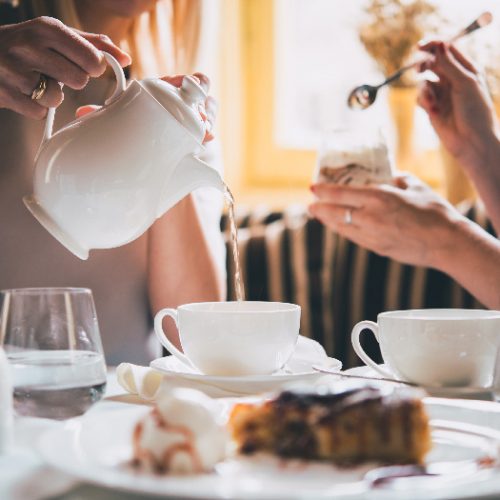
[{"x1": 40, "y1": 52, "x2": 127, "y2": 147}]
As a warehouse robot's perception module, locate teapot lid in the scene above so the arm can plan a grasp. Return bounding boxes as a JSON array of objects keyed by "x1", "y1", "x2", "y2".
[{"x1": 141, "y1": 76, "x2": 207, "y2": 144}]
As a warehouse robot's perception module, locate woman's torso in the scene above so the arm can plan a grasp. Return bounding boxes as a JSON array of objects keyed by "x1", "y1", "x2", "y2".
[{"x1": 0, "y1": 77, "x2": 152, "y2": 365}]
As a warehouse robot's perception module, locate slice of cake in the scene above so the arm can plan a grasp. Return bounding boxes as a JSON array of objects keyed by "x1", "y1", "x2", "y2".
[{"x1": 229, "y1": 385, "x2": 431, "y2": 465}]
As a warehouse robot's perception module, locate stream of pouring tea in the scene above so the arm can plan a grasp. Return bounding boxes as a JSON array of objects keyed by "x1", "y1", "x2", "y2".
[{"x1": 224, "y1": 185, "x2": 245, "y2": 302}]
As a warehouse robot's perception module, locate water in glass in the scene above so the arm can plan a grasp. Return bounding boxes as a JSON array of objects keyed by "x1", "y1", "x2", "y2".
[{"x1": 1, "y1": 288, "x2": 107, "y2": 419}]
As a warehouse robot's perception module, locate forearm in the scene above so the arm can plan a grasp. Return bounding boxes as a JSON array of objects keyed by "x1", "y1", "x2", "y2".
[
  {"x1": 432, "y1": 218, "x2": 500, "y2": 309},
  {"x1": 148, "y1": 195, "x2": 225, "y2": 349},
  {"x1": 461, "y1": 135, "x2": 500, "y2": 235}
]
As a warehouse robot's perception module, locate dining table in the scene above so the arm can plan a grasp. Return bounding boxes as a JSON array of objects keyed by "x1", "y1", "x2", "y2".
[{"x1": 5, "y1": 369, "x2": 500, "y2": 500}]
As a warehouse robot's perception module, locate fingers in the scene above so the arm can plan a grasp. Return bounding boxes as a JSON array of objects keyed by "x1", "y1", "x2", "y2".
[
  {"x1": 203, "y1": 95, "x2": 217, "y2": 123},
  {"x1": 392, "y1": 174, "x2": 424, "y2": 190},
  {"x1": 26, "y1": 49, "x2": 90, "y2": 90},
  {"x1": 78, "y1": 31, "x2": 131, "y2": 68},
  {"x1": 419, "y1": 40, "x2": 477, "y2": 75},
  {"x1": 417, "y1": 80, "x2": 436, "y2": 114},
  {"x1": 308, "y1": 202, "x2": 385, "y2": 254},
  {"x1": 310, "y1": 183, "x2": 375, "y2": 208},
  {"x1": 160, "y1": 73, "x2": 211, "y2": 92},
  {"x1": 0, "y1": 85, "x2": 46, "y2": 119},
  {"x1": 193, "y1": 72, "x2": 210, "y2": 93},
  {"x1": 0, "y1": 16, "x2": 132, "y2": 118},
  {"x1": 160, "y1": 73, "x2": 216, "y2": 143},
  {"x1": 447, "y1": 44, "x2": 477, "y2": 74},
  {"x1": 309, "y1": 202, "x2": 362, "y2": 228},
  {"x1": 34, "y1": 77, "x2": 63, "y2": 108},
  {"x1": 75, "y1": 104, "x2": 101, "y2": 118},
  {"x1": 32, "y1": 17, "x2": 105, "y2": 78},
  {"x1": 160, "y1": 75, "x2": 185, "y2": 87},
  {"x1": 201, "y1": 95, "x2": 217, "y2": 143},
  {"x1": 419, "y1": 41, "x2": 476, "y2": 87},
  {"x1": 417, "y1": 79, "x2": 450, "y2": 117}
]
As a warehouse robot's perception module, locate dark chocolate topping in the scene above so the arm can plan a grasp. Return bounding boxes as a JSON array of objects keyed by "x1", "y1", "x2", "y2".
[{"x1": 276, "y1": 386, "x2": 382, "y2": 411}]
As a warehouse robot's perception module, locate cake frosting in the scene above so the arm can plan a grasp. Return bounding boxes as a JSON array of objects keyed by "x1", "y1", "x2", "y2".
[{"x1": 133, "y1": 388, "x2": 228, "y2": 474}]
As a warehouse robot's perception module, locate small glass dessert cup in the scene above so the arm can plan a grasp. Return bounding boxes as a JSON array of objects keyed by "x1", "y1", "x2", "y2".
[{"x1": 314, "y1": 126, "x2": 394, "y2": 186}]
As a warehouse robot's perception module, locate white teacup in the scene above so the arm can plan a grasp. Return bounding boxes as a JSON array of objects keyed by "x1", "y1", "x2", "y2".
[
  {"x1": 154, "y1": 301, "x2": 301, "y2": 376},
  {"x1": 351, "y1": 309, "x2": 500, "y2": 388}
]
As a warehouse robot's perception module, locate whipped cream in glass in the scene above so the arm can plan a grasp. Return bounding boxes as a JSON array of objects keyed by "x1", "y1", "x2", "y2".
[{"x1": 315, "y1": 127, "x2": 394, "y2": 185}]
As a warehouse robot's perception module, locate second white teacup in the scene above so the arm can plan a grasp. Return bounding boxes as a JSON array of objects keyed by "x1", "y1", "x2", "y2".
[
  {"x1": 154, "y1": 301, "x2": 301, "y2": 376},
  {"x1": 351, "y1": 309, "x2": 500, "y2": 388}
]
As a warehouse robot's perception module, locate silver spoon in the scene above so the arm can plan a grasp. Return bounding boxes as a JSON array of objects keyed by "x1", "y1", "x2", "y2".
[
  {"x1": 312, "y1": 364, "x2": 417, "y2": 386},
  {"x1": 347, "y1": 11, "x2": 493, "y2": 110}
]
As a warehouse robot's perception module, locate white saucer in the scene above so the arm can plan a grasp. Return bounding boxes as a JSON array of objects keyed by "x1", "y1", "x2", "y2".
[
  {"x1": 344, "y1": 365, "x2": 495, "y2": 400},
  {"x1": 151, "y1": 355, "x2": 342, "y2": 383},
  {"x1": 150, "y1": 336, "x2": 342, "y2": 396}
]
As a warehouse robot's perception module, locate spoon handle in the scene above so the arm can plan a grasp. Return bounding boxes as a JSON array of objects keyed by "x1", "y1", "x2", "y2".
[
  {"x1": 379, "y1": 11, "x2": 493, "y2": 88},
  {"x1": 449, "y1": 11, "x2": 493, "y2": 42},
  {"x1": 312, "y1": 365, "x2": 418, "y2": 386}
]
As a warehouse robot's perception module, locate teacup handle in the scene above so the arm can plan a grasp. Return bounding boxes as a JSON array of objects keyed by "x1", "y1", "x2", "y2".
[
  {"x1": 154, "y1": 309, "x2": 196, "y2": 369},
  {"x1": 40, "y1": 52, "x2": 127, "y2": 148},
  {"x1": 351, "y1": 320, "x2": 395, "y2": 379}
]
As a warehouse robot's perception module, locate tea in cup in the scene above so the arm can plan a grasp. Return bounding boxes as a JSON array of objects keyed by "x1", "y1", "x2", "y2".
[
  {"x1": 154, "y1": 301, "x2": 301, "y2": 376},
  {"x1": 351, "y1": 309, "x2": 500, "y2": 388}
]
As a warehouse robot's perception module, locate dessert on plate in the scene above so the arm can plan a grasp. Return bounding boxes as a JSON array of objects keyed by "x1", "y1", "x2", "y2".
[
  {"x1": 132, "y1": 388, "x2": 228, "y2": 474},
  {"x1": 229, "y1": 384, "x2": 431, "y2": 465}
]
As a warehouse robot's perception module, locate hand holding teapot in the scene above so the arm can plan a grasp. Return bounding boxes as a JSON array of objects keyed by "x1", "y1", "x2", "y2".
[
  {"x1": 76, "y1": 72, "x2": 217, "y2": 144},
  {"x1": 24, "y1": 53, "x2": 225, "y2": 260}
]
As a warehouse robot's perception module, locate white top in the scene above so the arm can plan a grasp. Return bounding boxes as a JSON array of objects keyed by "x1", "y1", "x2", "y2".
[{"x1": 0, "y1": 76, "x2": 225, "y2": 365}]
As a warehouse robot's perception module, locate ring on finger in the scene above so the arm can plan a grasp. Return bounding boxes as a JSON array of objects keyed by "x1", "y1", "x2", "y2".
[
  {"x1": 31, "y1": 74, "x2": 48, "y2": 101},
  {"x1": 344, "y1": 208, "x2": 353, "y2": 225}
]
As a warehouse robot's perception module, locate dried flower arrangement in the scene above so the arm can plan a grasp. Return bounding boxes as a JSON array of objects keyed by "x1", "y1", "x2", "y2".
[{"x1": 359, "y1": 0, "x2": 441, "y2": 87}]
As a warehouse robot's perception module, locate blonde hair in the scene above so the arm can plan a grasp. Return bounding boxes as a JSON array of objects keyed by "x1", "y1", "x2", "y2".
[{"x1": 18, "y1": 0, "x2": 201, "y2": 78}]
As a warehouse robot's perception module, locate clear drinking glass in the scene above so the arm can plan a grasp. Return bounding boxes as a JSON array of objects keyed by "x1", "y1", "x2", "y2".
[
  {"x1": 314, "y1": 126, "x2": 394, "y2": 185},
  {"x1": 0, "y1": 288, "x2": 107, "y2": 419}
]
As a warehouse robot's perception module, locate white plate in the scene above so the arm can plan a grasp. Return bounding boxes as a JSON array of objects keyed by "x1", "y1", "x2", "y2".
[
  {"x1": 344, "y1": 365, "x2": 495, "y2": 400},
  {"x1": 38, "y1": 403, "x2": 500, "y2": 500}
]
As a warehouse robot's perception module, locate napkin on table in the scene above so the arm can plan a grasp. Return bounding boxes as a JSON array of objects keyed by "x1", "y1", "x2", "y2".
[{"x1": 116, "y1": 335, "x2": 331, "y2": 400}]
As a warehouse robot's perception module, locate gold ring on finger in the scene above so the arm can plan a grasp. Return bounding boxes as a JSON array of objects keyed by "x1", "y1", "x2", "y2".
[{"x1": 31, "y1": 74, "x2": 48, "y2": 101}]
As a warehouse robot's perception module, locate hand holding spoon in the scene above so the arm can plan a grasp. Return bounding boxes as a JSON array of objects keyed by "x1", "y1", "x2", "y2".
[{"x1": 347, "y1": 11, "x2": 493, "y2": 110}]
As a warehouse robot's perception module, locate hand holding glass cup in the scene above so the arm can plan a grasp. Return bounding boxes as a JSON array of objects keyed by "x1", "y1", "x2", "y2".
[{"x1": 1, "y1": 288, "x2": 106, "y2": 419}]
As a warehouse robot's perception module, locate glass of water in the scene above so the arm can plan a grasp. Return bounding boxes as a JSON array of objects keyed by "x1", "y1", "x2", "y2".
[{"x1": 0, "y1": 288, "x2": 107, "y2": 419}]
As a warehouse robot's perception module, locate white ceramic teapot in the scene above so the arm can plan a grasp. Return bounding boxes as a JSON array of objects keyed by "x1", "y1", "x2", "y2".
[{"x1": 24, "y1": 53, "x2": 225, "y2": 260}]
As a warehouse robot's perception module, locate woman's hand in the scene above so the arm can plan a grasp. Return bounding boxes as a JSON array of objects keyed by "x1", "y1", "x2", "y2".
[
  {"x1": 309, "y1": 175, "x2": 464, "y2": 269},
  {"x1": 77, "y1": 72, "x2": 217, "y2": 144},
  {"x1": 417, "y1": 40, "x2": 499, "y2": 171},
  {"x1": 0, "y1": 16, "x2": 131, "y2": 119}
]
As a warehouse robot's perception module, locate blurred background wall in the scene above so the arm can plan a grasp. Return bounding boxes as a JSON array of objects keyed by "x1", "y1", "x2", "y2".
[{"x1": 206, "y1": 0, "x2": 500, "y2": 209}]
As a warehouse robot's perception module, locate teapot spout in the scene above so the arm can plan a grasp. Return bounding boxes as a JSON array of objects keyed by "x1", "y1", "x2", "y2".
[{"x1": 157, "y1": 154, "x2": 226, "y2": 218}]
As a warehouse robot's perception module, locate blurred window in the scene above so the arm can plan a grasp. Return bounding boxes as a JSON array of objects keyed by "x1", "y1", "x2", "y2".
[{"x1": 242, "y1": 0, "x2": 500, "y2": 190}]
